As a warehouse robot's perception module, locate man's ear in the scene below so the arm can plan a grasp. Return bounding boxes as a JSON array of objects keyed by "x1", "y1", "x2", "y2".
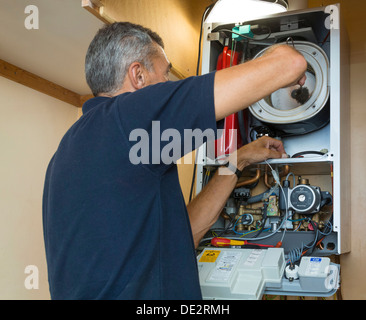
[{"x1": 128, "y1": 62, "x2": 147, "y2": 90}]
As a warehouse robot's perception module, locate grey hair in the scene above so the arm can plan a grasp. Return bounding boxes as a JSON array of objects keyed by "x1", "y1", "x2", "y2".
[{"x1": 85, "y1": 22, "x2": 164, "y2": 96}]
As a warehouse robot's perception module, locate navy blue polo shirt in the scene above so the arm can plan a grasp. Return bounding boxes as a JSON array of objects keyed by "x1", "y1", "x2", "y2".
[{"x1": 42, "y1": 72, "x2": 218, "y2": 300}]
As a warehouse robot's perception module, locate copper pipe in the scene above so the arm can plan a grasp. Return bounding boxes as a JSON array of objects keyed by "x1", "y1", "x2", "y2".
[
  {"x1": 264, "y1": 166, "x2": 272, "y2": 189},
  {"x1": 240, "y1": 208, "x2": 262, "y2": 215},
  {"x1": 265, "y1": 164, "x2": 290, "y2": 188},
  {"x1": 279, "y1": 165, "x2": 290, "y2": 178},
  {"x1": 236, "y1": 167, "x2": 261, "y2": 188}
]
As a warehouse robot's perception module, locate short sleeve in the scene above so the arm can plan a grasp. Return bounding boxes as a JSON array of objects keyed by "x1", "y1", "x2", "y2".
[{"x1": 115, "y1": 72, "x2": 219, "y2": 173}]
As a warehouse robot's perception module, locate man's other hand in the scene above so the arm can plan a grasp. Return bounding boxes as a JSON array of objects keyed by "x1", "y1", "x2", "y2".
[{"x1": 236, "y1": 136, "x2": 288, "y2": 170}]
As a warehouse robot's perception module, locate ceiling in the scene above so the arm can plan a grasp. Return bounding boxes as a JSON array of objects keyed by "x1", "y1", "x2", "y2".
[
  {"x1": 0, "y1": 0, "x2": 307, "y2": 97},
  {"x1": 0, "y1": 0, "x2": 104, "y2": 95}
]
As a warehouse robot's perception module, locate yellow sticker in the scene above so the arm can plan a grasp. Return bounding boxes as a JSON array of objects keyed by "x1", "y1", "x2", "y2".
[{"x1": 199, "y1": 250, "x2": 221, "y2": 263}]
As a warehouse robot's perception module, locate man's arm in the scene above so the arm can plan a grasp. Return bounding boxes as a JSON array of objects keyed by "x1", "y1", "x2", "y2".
[
  {"x1": 214, "y1": 45, "x2": 307, "y2": 120},
  {"x1": 187, "y1": 136, "x2": 287, "y2": 248}
]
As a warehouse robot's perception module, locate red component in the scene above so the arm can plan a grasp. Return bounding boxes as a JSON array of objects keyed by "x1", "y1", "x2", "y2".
[
  {"x1": 216, "y1": 46, "x2": 240, "y2": 70},
  {"x1": 275, "y1": 241, "x2": 283, "y2": 248},
  {"x1": 215, "y1": 47, "x2": 244, "y2": 159}
]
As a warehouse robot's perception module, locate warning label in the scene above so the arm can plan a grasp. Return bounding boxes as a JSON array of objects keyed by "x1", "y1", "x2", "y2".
[{"x1": 199, "y1": 250, "x2": 221, "y2": 263}]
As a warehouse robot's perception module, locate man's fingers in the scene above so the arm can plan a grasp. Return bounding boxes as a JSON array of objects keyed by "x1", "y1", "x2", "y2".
[
  {"x1": 266, "y1": 148, "x2": 287, "y2": 160},
  {"x1": 298, "y1": 74, "x2": 307, "y2": 86},
  {"x1": 260, "y1": 136, "x2": 286, "y2": 154},
  {"x1": 259, "y1": 136, "x2": 288, "y2": 159}
]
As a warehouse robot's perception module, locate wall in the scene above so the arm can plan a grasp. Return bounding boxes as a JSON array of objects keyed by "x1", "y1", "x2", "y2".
[
  {"x1": 308, "y1": 0, "x2": 366, "y2": 300},
  {"x1": 96, "y1": 0, "x2": 213, "y2": 79},
  {"x1": 0, "y1": 77, "x2": 78, "y2": 299},
  {"x1": 288, "y1": 0, "x2": 308, "y2": 10}
]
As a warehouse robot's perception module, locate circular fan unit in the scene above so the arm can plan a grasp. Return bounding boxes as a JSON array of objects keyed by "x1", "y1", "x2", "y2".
[{"x1": 249, "y1": 41, "x2": 330, "y2": 136}]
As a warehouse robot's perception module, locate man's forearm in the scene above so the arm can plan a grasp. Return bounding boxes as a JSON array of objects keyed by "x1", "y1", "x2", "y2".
[
  {"x1": 187, "y1": 167, "x2": 239, "y2": 248},
  {"x1": 214, "y1": 45, "x2": 307, "y2": 121},
  {"x1": 186, "y1": 137, "x2": 288, "y2": 248}
]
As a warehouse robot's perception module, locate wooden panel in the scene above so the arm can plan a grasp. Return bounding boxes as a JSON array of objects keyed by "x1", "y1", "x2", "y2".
[
  {"x1": 177, "y1": 151, "x2": 197, "y2": 204},
  {"x1": 0, "y1": 59, "x2": 82, "y2": 108},
  {"x1": 308, "y1": 0, "x2": 366, "y2": 300},
  {"x1": 84, "y1": 0, "x2": 213, "y2": 79}
]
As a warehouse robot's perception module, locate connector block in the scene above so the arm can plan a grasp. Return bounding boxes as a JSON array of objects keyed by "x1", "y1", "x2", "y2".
[{"x1": 232, "y1": 25, "x2": 254, "y2": 41}]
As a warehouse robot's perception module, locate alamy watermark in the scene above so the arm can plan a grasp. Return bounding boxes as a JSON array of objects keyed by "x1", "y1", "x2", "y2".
[
  {"x1": 128, "y1": 121, "x2": 238, "y2": 175},
  {"x1": 24, "y1": 5, "x2": 39, "y2": 30},
  {"x1": 24, "y1": 265, "x2": 39, "y2": 290}
]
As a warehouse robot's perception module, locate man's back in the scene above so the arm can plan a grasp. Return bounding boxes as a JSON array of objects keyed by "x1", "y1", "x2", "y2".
[{"x1": 43, "y1": 74, "x2": 217, "y2": 299}]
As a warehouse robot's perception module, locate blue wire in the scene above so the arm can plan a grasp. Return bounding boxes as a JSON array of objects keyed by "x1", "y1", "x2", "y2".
[{"x1": 288, "y1": 218, "x2": 306, "y2": 222}]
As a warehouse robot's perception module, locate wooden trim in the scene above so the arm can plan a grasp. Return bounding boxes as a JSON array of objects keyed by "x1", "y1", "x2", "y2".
[
  {"x1": 0, "y1": 58, "x2": 84, "y2": 108},
  {"x1": 169, "y1": 67, "x2": 186, "y2": 80},
  {"x1": 81, "y1": 0, "x2": 113, "y2": 24},
  {"x1": 80, "y1": 94, "x2": 94, "y2": 106}
]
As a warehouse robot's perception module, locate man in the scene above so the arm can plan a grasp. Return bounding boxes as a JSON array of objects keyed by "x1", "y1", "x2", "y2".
[{"x1": 43, "y1": 22, "x2": 306, "y2": 300}]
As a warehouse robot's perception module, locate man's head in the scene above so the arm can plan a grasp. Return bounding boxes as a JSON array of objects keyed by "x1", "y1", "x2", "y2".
[{"x1": 85, "y1": 22, "x2": 171, "y2": 97}]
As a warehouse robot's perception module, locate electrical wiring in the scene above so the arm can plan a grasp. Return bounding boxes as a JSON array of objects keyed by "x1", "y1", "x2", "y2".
[
  {"x1": 230, "y1": 39, "x2": 238, "y2": 67},
  {"x1": 285, "y1": 172, "x2": 296, "y2": 187},
  {"x1": 293, "y1": 221, "x2": 303, "y2": 232},
  {"x1": 204, "y1": 163, "x2": 332, "y2": 250},
  {"x1": 303, "y1": 221, "x2": 319, "y2": 256},
  {"x1": 239, "y1": 228, "x2": 271, "y2": 238},
  {"x1": 265, "y1": 160, "x2": 289, "y2": 245},
  {"x1": 225, "y1": 221, "x2": 286, "y2": 242},
  {"x1": 288, "y1": 218, "x2": 306, "y2": 223},
  {"x1": 320, "y1": 31, "x2": 330, "y2": 47},
  {"x1": 318, "y1": 220, "x2": 333, "y2": 236},
  {"x1": 214, "y1": 213, "x2": 237, "y2": 238},
  {"x1": 199, "y1": 227, "x2": 272, "y2": 247},
  {"x1": 247, "y1": 184, "x2": 278, "y2": 204},
  {"x1": 214, "y1": 161, "x2": 285, "y2": 243},
  {"x1": 291, "y1": 151, "x2": 327, "y2": 158},
  {"x1": 202, "y1": 169, "x2": 211, "y2": 187},
  {"x1": 287, "y1": 245, "x2": 304, "y2": 266},
  {"x1": 198, "y1": 158, "x2": 334, "y2": 253},
  {"x1": 196, "y1": 2, "x2": 216, "y2": 76},
  {"x1": 285, "y1": 218, "x2": 334, "y2": 265},
  {"x1": 232, "y1": 215, "x2": 255, "y2": 235}
]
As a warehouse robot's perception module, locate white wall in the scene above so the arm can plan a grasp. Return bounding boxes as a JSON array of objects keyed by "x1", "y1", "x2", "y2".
[{"x1": 0, "y1": 77, "x2": 78, "y2": 299}]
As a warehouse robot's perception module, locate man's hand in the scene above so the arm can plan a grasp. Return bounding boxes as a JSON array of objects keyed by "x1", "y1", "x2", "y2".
[
  {"x1": 263, "y1": 44, "x2": 307, "y2": 88},
  {"x1": 236, "y1": 136, "x2": 288, "y2": 170}
]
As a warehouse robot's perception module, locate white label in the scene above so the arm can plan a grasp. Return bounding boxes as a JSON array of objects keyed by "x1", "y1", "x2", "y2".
[
  {"x1": 305, "y1": 258, "x2": 322, "y2": 276},
  {"x1": 244, "y1": 249, "x2": 263, "y2": 266},
  {"x1": 208, "y1": 251, "x2": 242, "y2": 282}
]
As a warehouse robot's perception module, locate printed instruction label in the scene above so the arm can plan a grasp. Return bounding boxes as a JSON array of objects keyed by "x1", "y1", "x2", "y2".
[
  {"x1": 306, "y1": 258, "x2": 323, "y2": 276},
  {"x1": 208, "y1": 251, "x2": 242, "y2": 282},
  {"x1": 199, "y1": 250, "x2": 221, "y2": 263},
  {"x1": 244, "y1": 249, "x2": 263, "y2": 266}
]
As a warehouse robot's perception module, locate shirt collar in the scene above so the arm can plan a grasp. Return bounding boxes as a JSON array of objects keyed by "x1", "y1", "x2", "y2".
[{"x1": 82, "y1": 96, "x2": 111, "y2": 114}]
